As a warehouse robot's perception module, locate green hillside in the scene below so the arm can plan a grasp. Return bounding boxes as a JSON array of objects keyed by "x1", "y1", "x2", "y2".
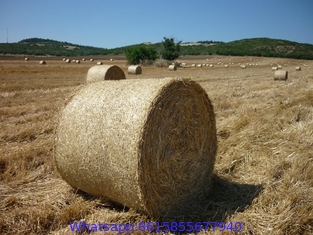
[
  {"x1": 0, "y1": 37, "x2": 313, "y2": 60},
  {"x1": 179, "y1": 38, "x2": 313, "y2": 59}
]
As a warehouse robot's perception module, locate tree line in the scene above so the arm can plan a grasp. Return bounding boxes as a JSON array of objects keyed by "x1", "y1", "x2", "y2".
[{"x1": 0, "y1": 37, "x2": 312, "y2": 60}]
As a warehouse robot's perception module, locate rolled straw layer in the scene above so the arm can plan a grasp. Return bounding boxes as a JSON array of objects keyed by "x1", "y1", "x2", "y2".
[{"x1": 54, "y1": 77, "x2": 217, "y2": 218}]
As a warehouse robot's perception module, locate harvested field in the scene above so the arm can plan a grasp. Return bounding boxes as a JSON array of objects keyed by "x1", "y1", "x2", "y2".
[{"x1": 0, "y1": 55, "x2": 313, "y2": 234}]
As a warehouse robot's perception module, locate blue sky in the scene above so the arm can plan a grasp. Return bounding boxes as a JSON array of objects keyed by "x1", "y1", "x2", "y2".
[{"x1": 0, "y1": 0, "x2": 312, "y2": 49}]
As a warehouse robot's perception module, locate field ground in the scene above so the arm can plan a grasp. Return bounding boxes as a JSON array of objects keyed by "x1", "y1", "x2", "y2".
[{"x1": 0, "y1": 55, "x2": 313, "y2": 234}]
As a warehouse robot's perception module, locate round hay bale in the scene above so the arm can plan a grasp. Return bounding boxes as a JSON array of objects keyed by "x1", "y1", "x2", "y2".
[
  {"x1": 274, "y1": 70, "x2": 288, "y2": 81},
  {"x1": 86, "y1": 65, "x2": 126, "y2": 82},
  {"x1": 90, "y1": 59, "x2": 94, "y2": 62},
  {"x1": 277, "y1": 65, "x2": 282, "y2": 69},
  {"x1": 96, "y1": 61, "x2": 103, "y2": 65},
  {"x1": 75, "y1": 60, "x2": 80, "y2": 63},
  {"x1": 191, "y1": 64, "x2": 196, "y2": 67},
  {"x1": 240, "y1": 65, "x2": 246, "y2": 69},
  {"x1": 168, "y1": 65, "x2": 177, "y2": 71},
  {"x1": 39, "y1": 60, "x2": 46, "y2": 65},
  {"x1": 295, "y1": 66, "x2": 301, "y2": 71},
  {"x1": 54, "y1": 77, "x2": 217, "y2": 219},
  {"x1": 196, "y1": 64, "x2": 202, "y2": 67},
  {"x1": 65, "y1": 59, "x2": 70, "y2": 63},
  {"x1": 127, "y1": 65, "x2": 142, "y2": 75},
  {"x1": 25, "y1": 58, "x2": 29, "y2": 61},
  {"x1": 272, "y1": 67, "x2": 278, "y2": 71}
]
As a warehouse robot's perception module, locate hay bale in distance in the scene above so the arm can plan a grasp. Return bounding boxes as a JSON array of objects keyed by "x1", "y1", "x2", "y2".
[
  {"x1": 86, "y1": 65, "x2": 125, "y2": 82},
  {"x1": 272, "y1": 67, "x2": 278, "y2": 71},
  {"x1": 240, "y1": 65, "x2": 246, "y2": 69},
  {"x1": 295, "y1": 66, "x2": 301, "y2": 71},
  {"x1": 25, "y1": 58, "x2": 29, "y2": 61},
  {"x1": 90, "y1": 59, "x2": 94, "y2": 62},
  {"x1": 39, "y1": 60, "x2": 46, "y2": 65},
  {"x1": 75, "y1": 60, "x2": 80, "y2": 64},
  {"x1": 65, "y1": 59, "x2": 70, "y2": 63},
  {"x1": 274, "y1": 70, "x2": 288, "y2": 81},
  {"x1": 54, "y1": 77, "x2": 217, "y2": 219},
  {"x1": 168, "y1": 65, "x2": 177, "y2": 71},
  {"x1": 127, "y1": 65, "x2": 142, "y2": 75},
  {"x1": 96, "y1": 62, "x2": 103, "y2": 65}
]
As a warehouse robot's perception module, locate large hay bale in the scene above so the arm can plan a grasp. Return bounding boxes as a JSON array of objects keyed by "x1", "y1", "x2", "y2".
[
  {"x1": 127, "y1": 65, "x2": 142, "y2": 75},
  {"x1": 54, "y1": 77, "x2": 217, "y2": 219},
  {"x1": 274, "y1": 70, "x2": 288, "y2": 81},
  {"x1": 168, "y1": 64, "x2": 177, "y2": 71},
  {"x1": 86, "y1": 65, "x2": 126, "y2": 82}
]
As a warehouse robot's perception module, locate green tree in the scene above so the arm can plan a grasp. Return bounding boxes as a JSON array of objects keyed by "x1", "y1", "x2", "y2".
[
  {"x1": 161, "y1": 37, "x2": 181, "y2": 60},
  {"x1": 124, "y1": 46, "x2": 158, "y2": 65}
]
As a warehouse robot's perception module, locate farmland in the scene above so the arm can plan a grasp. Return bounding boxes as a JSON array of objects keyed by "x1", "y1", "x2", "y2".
[{"x1": 0, "y1": 55, "x2": 312, "y2": 234}]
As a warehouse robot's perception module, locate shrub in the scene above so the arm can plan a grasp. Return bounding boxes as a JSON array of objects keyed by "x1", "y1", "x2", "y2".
[
  {"x1": 124, "y1": 46, "x2": 158, "y2": 65},
  {"x1": 161, "y1": 37, "x2": 181, "y2": 61}
]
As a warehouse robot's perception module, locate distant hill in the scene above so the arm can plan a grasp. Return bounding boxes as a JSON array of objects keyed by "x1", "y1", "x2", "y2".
[
  {"x1": 179, "y1": 38, "x2": 313, "y2": 60},
  {"x1": 0, "y1": 37, "x2": 313, "y2": 60}
]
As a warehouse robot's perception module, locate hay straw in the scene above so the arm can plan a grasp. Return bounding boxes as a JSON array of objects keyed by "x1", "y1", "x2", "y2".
[
  {"x1": 168, "y1": 65, "x2": 177, "y2": 71},
  {"x1": 274, "y1": 70, "x2": 288, "y2": 81},
  {"x1": 54, "y1": 77, "x2": 217, "y2": 219},
  {"x1": 86, "y1": 65, "x2": 126, "y2": 82},
  {"x1": 127, "y1": 65, "x2": 142, "y2": 75}
]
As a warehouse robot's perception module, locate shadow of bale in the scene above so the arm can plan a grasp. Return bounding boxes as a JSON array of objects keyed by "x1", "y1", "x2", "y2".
[
  {"x1": 161, "y1": 174, "x2": 262, "y2": 222},
  {"x1": 74, "y1": 174, "x2": 262, "y2": 225}
]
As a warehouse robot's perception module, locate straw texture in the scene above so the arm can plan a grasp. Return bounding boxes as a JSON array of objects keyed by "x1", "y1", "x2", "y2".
[
  {"x1": 86, "y1": 65, "x2": 126, "y2": 82},
  {"x1": 127, "y1": 65, "x2": 142, "y2": 75},
  {"x1": 54, "y1": 77, "x2": 217, "y2": 219},
  {"x1": 274, "y1": 70, "x2": 288, "y2": 81}
]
